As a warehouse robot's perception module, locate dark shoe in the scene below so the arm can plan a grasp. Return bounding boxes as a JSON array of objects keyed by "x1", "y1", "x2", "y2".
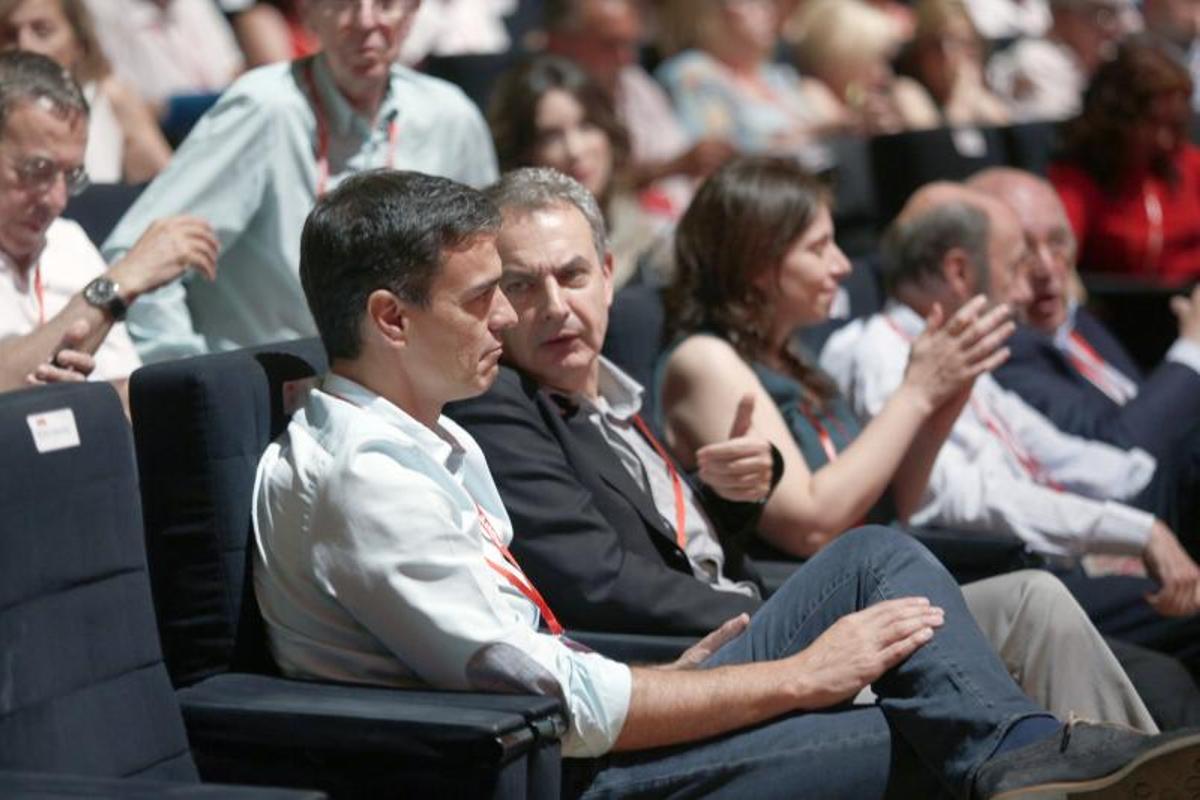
[{"x1": 972, "y1": 720, "x2": 1200, "y2": 799}]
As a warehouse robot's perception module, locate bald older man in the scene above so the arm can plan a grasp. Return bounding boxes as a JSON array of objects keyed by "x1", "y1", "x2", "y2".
[
  {"x1": 822, "y1": 181, "x2": 1200, "y2": 679},
  {"x1": 968, "y1": 168, "x2": 1200, "y2": 467}
]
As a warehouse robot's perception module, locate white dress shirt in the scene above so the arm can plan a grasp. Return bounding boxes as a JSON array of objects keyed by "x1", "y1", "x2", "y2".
[
  {"x1": 253, "y1": 374, "x2": 631, "y2": 758},
  {"x1": 820, "y1": 302, "x2": 1158, "y2": 558},
  {"x1": 0, "y1": 219, "x2": 141, "y2": 382}
]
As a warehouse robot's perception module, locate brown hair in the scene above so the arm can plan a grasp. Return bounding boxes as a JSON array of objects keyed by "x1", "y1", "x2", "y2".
[
  {"x1": 1060, "y1": 38, "x2": 1193, "y2": 188},
  {"x1": 668, "y1": 155, "x2": 839, "y2": 407},
  {"x1": 487, "y1": 55, "x2": 630, "y2": 207}
]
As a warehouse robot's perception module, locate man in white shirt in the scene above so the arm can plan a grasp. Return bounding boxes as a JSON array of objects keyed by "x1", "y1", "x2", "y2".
[
  {"x1": 0, "y1": 51, "x2": 217, "y2": 396},
  {"x1": 822, "y1": 181, "x2": 1200, "y2": 671},
  {"x1": 253, "y1": 167, "x2": 1200, "y2": 797}
]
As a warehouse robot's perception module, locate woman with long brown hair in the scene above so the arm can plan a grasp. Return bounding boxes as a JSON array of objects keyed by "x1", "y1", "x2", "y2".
[{"x1": 659, "y1": 155, "x2": 1012, "y2": 556}]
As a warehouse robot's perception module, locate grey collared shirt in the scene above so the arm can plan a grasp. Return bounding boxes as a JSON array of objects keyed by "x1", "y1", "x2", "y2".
[{"x1": 554, "y1": 358, "x2": 758, "y2": 599}]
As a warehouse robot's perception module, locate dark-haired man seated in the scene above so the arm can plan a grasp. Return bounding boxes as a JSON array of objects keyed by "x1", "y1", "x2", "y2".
[{"x1": 252, "y1": 168, "x2": 1200, "y2": 798}]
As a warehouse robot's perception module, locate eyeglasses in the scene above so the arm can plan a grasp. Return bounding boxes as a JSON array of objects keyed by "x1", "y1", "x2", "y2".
[
  {"x1": 315, "y1": 0, "x2": 419, "y2": 19},
  {"x1": 7, "y1": 154, "x2": 89, "y2": 197}
]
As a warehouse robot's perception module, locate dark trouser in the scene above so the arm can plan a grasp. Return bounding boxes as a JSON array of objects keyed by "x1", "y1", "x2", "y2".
[
  {"x1": 576, "y1": 527, "x2": 1045, "y2": 799},
  {"x1": 1105, "y1": 637, "x2": 1200, "y2": 730}
]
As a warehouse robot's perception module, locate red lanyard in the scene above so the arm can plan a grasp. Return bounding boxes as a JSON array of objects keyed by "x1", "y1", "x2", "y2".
[
  {"x1": 883, "y1": 314, "x2": 1061, "y2": 490},
  {"x1": 1065, "y1": 331, "x2": 1134, "y2": 405},
  {"x1": 325, "y1": 387, "x2": 564, "y2": 635},
  {"x1": 798, "y1": 403, "x2": 844, "y2": 464},
  {"x1": 630, "y1": 413, "x2": 688, "y2": 551},
  {"x1": 474, "y1": 503, "x2": 564, "y2": 636},
  {"x1": 302, "y1": 60, "x2": 399, "y2": 197},
  {"x1": 32, "y1": 261, "x2": 44, "y2": 325}
]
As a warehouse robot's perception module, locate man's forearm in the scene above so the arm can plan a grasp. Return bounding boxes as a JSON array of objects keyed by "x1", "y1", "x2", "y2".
[
  {"x1": 0, "y1": 297, "x2": 114, "y2": 390},
  {"x1": 614, "y1": 661, "x2": 802, "y2": 751}
]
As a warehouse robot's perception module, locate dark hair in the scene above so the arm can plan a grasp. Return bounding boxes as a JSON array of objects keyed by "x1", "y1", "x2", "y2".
[
  {"x1": 0, "y1": 49, "x2": 87, "y2": 133},
  {"x1": 487, "y1": 54, "x2": 630, "y2": 204},
  {"x1": 668, "y1": 155, "x2": 839, "y2": 408},
  {"x1": 1060, "y1": 38, "x2": 1193, "y2": 188},
  {"x1": 0, "y1": 0, "x2": 111, "y2": 83},
  {"x1": 882, "y1": 199, "x2": 990, "y2": 294},
  {"x1": 299, "y1": 170, "x2": 501, "y2": 361},
  {"x1": 543, "y1": 0, "x2": 580, "y2": 31}
]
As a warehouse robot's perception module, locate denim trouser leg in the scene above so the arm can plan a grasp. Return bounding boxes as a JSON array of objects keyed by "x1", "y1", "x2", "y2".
[{"x1": 581, "y1": 526, "x2": 1046, "y2": 800}]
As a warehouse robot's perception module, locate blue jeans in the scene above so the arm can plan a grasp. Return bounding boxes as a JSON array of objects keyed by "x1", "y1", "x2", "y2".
[{"x1": 577, "y1": 527, "x2": 1046, "y2": 799}]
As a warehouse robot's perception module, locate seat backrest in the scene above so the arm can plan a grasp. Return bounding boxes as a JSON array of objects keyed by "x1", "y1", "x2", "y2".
[
  {"x1": 870, "y1": 125, "x2": 1009, "y2": 223},
  {"x1": 0, "y1": 382, "x2": 197, "y2": 781},
  {"x1": 602, "y1": 283, "x2": 666, "y2": 424},
  {"x1": 61, "y1": 182, "x2": 148, "y2": 248},
  {"x1": 130, "y1": 339, "x2": 328, "y2": 688}
]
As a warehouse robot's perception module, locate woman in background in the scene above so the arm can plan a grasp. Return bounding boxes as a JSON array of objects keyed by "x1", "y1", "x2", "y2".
[
  {"x1": 1049, "y1": 39, "x2": 1200, "y2": 284},
  {"x1": 0, "y1": 0, "x2": 171, "y2": 182},
  {"x1": 490, "y1": 55, "x2": 673, "y2": 288}
]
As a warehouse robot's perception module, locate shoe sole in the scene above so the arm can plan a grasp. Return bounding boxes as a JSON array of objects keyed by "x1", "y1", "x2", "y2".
[{"x1": 990, "y1": 733, "x2": 1200, "y2": 799}]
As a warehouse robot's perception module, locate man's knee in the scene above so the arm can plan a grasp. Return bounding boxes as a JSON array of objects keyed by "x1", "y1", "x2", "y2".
[{"x1": 830, "y1": 525, "x2": 940, "y2": 571}]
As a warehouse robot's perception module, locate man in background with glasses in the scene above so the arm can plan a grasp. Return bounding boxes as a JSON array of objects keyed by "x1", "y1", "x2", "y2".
[
  {"x1": 0, "y1": 51, "x2": 217, "y2": 405},
  {"x1": 102, "y1": 0, "x2": 498, "y2": 365}
]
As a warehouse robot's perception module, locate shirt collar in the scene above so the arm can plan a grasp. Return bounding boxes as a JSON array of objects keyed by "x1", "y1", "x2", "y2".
[
  {"x1": 0, "y1": 234, "x2": 47, "y2": 289},
  {"x1": 548, "y1": 356, "x2": 645, "y2": 422},
  {"x1": 320, "y1": 373, "x2": 466, "y2": 473},
  {"x1": 310, "y1": 53, "x2": 400, "y2": 139},
  {"x1": 883, "y1": 299, "x2": 926, "y2": 341},
  {"x1": 1052, "y1": 300, "x2": 1080, "y2": 347}
]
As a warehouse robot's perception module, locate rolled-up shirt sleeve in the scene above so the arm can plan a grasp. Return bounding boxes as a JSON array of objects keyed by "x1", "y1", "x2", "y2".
[{"x1": 313, "y1": 443, "x2": 631, "y2": 757}]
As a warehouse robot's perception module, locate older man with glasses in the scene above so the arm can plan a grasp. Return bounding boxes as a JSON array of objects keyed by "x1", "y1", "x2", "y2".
[
  {"x1": 0, "y1": 50, "x2": 216, "y2": 403},
  {"x1": 101, "y1": 0, "x2": 498, "y2": 364}
]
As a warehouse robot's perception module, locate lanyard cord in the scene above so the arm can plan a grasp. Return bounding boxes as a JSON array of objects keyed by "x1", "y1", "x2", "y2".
[
  {"x1": 302, "y1": 60, "x2": 399, "y2": 197},
  {"x1": 630, "y1": 413, "x2": 689, "y2": 551}
]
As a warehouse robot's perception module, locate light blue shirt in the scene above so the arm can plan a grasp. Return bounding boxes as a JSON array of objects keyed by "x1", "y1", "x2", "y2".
[
  {"x1": 103, "y1": 55, "x2": 499, "y2": 362},
  {"x1": 253, "y1": 374, "x2": 631, "y2": 758}
]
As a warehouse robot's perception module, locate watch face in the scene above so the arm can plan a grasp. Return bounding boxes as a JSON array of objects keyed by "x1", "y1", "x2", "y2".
[{"x1": 85, "y1": 277, "x2": 117, "y2": 304}]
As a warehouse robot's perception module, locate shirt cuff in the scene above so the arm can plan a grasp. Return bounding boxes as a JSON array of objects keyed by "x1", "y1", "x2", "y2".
[
  {"x1": 560, "y1": 650, "x2": 632, "y2": 758},
  {"x1": 1090, "y1": 502, "x2": 1155, "y2": 556},
  {"x1": 1166, "y1": 338, "x2": 1200, "y2": 376}
]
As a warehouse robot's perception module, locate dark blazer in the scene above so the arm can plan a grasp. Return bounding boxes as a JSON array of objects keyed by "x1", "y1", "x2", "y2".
[
  {"x1": 446, "y1": 366, "x2": 764, "y2": 636},
  {"x1": 992, "y1": 309, "x2": 1200, "y2": 462}
]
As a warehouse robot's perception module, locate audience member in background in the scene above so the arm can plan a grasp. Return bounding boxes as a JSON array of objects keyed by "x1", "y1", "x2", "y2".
[
  {"x1": 988, "y1": 0, "x2": 1127, "y2": 122},
  {"x1": 229, "y1": 0, "x2": 318, "y2": 68},
  {"x1": 101, "y1": 0, "x2": 497, "y2": 363},
  {"x1": 789, "y1": 0, "x2": 940, "y2": 134},
  {"x1": 654, "y1": 0, "x2": 841, "y2": 166},
  {"x1": 972, "y1": 167, "x2": 1200, "y2": 461},
  {"x1": 490, "y1": 55, "x2": 668, "y2": 287},
  {"x1": 905, "y1": 0, "x2": 1011, "y2": 126},
  {"x1": 544, "y1": 0, "x2": 733, "y2": 220},
  {"x1": 822, "y1": 180, "x2": 1200, "y2": 676},
  {"x1": 1049, "y1": 39, "x2": 1200, "y2": 283},
  {"x1": 255, "y1": 166, "x2": 1200, "y2": 800},
  {"x1": 82, "y1": 0, "x2": 243, "y2": 108},
  {"x1": 1143, "y1": 0, "x2": 1200, "y2": 110},
  {"x1": 397, "y1": 0, "x2": 515, "y2": 66},
  {"x1": 0, "y1": 51, "x2": 216, "y2": 398},
  {"x1": 962, "y1": 0, "x2": 1051, "y2": 40},
  {"x1": 0, "y1": 0, "x2": 171, "y2": 182},
  {"x1": 447, "y1": 165, "x2": 1167, "y2": 731}
]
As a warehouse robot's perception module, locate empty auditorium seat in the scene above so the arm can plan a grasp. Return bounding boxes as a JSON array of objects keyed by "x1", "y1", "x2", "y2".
[{"x1": 0, "y1": 381, "x2": 320, "y2": 798}]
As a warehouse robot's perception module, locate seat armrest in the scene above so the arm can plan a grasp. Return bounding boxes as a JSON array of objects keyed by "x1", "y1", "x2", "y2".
[
  {"x1": 179, "y1": 674, "x2": 541, "y2": 765},
  {"x1": 0, "y1": 770, "x2": 324, "y2": 799}
]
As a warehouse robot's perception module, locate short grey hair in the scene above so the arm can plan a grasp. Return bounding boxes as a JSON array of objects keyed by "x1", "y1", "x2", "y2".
[
  {"x1": 0, "y1": 50, "x2": 88, "y2": 134},
  {"x1": 883, "y1": 200, "x2": 990, "y2": 293},
  {"x1": 485, "y1": 167, "x2": 609, "y2": 263}
]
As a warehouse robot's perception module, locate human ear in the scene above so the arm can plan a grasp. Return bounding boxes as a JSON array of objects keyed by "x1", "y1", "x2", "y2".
[{"x1": 366, "y1": 289, "x2": 408, "y2": 347}]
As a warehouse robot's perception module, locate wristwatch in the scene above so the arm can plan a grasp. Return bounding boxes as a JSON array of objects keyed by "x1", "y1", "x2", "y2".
[{"x1": 82, "y1": 276, "x2": 128, "y2": 321}]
